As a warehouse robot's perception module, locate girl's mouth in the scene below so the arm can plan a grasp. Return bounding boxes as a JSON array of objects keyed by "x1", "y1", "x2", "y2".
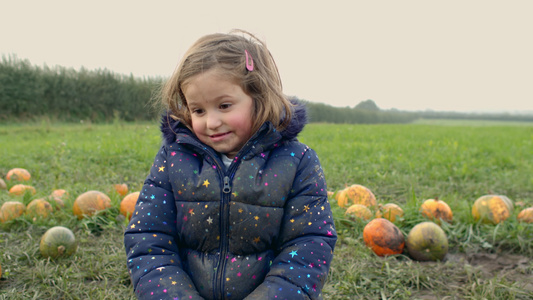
[{"x1": 209, "y1": 132, "x2": 230, "y2": 142}]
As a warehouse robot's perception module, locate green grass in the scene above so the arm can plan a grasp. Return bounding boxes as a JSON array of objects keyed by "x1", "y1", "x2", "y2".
[
  {"x1": 1, "y1": 121, "x2": 532, "y2": 299},
  {"x1": 413, "y1": 118, "x2": 533, "y2": 127}
]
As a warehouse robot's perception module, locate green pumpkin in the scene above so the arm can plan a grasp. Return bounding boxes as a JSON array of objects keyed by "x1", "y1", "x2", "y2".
[
  {"x1": 40, "y1": 226, "x2": 78, "y2": 258},
  {"x1": 406, "y1": 221, "x2": 448, "y2": 261}
]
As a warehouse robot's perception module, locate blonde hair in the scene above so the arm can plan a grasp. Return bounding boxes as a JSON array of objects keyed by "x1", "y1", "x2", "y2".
[{"x1": 159, "y1": 29, "x2": 292, "y2": 134}]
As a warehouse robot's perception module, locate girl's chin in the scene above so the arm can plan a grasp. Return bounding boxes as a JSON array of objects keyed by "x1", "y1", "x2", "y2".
[{"x1": 212, "y1": 143, "x2": 242, "y2": 158}]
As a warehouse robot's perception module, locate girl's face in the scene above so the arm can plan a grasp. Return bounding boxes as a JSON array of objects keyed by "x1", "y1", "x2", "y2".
[{"x1": 183, "y1": 69, "x2": 254, "y2": 159}]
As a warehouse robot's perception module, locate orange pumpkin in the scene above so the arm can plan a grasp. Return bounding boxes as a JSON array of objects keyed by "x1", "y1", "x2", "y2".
[
  {"x1": 73, "y1": 190, "x2": 112, "y2": 219},
  {"x1": 472, "y1": 195, "x2": 513, "y2": 225},
  {"x1": 49, "y1": 196, "x2": 65, "y2": 210},
  {"x1": 345, "y1": 184, "x2": 377, "y2": 208},
  {"x1": 420, "y1": 198, "x2": 453, "y2": 224},
  {"x1": 345, "y1": 204, "x2": 373, "y2": 221},
  {"x1": 120, "y1": 191, "x2": 140, "y2": 220},
  {"x1": 50, "y1": 189, "x2": 69, "y2": 199},
  {"x1": 517, "y1": 207, "x2": 533, "y2": 223},
  {"x1": 375, "y1": 203, "x2": 404, "y2": 223},
  {"x1": 0, "y1": 178, "x2": 7, "y2": 190},
  {"x1": 8, "y1": 184, "x2": 36, "y2": 196},
  {"x1": 335, "y1": 189, "x2": 349, "y2": 208},
  {"x1": 406, "y1": 221, "x2": 448, "y2": 261},
  {"x1": 0, "y1": 201, "x2": 26, "y2": 223},
  {"x1": 26, "y1": 198, "x2": 54, "y2": 219},
  {"x1": 49, "y1": 189, "x2": 69, "y2": 209},
  {"x1": 363, "y1": 218, "x2": 405, "y2": 256},
  {"x1": 6, "y1": 168, "x2": 31, "y2": 181},
  {"x1": 113, "y1": 184, "x2": 129, "y2": 197}
]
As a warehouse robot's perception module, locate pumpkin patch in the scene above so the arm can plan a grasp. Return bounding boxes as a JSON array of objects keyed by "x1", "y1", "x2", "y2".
[{"x1": 2, "y1": 119, "x2": 533, "y2": 298}]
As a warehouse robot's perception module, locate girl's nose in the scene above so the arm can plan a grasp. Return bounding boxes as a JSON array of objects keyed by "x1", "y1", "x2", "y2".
[{"x1": 206, "y1": 112, "x2": 222, "y2": 130}]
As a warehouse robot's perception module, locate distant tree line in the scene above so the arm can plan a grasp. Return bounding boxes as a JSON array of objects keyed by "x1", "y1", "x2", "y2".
[
  {"x1": 414, "y1": 110, "x2": 533, "y2": 123},
  {"x1": 304, "y1": 99, "x2": 533, "y2": 124},
  {"x1": 304, "y1": 99, "x2": 419, "y2": 124},
  {"x1": 1, "y1": 55, "x2": 532, "y2": 124},
  {"x1": 0, "y1": 55, "x2": 161, "y2": 122}
]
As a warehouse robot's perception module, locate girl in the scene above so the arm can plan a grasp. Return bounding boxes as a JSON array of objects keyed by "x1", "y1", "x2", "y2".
[{"x1": 124, "y1": 30, "x2": 337, "y2": 300}]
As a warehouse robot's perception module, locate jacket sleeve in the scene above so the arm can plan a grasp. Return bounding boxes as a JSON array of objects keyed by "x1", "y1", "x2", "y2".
[
  {"x1": 245, "y1": 147, "x2": 337, "y2": 300},
  {"x1": 124, "y1": 145, "x2": 204, "y2": 300}
]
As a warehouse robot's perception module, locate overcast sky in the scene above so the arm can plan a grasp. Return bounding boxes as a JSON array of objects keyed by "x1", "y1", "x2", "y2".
[{"x1": 2, "y1": 0, "x2": 532, "y2": 113}]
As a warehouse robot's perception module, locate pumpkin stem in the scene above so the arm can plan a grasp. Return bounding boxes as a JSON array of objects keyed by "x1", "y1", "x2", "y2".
[{"x1": 57, "y1": 245, "x2": 66, "y2": 255}]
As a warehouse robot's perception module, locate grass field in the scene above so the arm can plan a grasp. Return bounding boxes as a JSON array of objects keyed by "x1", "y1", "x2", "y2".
[{"x1": 1, "y1": 120, "x2": 532, "y2": 299}]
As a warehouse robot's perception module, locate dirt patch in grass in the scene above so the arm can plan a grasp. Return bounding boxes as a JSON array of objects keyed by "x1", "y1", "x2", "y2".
[
  {"x1": 411, "y1": 252, "x2": 533, "y2": 299},
  {"x1": 453, "y1": 252, "x2": 533, "y2": 292}
]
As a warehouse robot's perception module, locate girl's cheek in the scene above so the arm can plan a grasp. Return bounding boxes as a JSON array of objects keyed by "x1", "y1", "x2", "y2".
[{"x1": 191, "y1": 120, "x2": 202, "y2": 134}]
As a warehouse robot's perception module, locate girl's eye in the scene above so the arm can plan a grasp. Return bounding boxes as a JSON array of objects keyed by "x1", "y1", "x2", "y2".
[
  {"x1": 220, "y1": 103, "x2": 231, "y2": 110},
  {"x1": 191, "y1": 108, "x2": 204, "y2": 115}
]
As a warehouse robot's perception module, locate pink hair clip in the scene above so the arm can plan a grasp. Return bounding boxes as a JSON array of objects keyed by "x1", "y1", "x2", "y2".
[{"x1": 245, "y1": 50, "x2": 254, "y2": 71}]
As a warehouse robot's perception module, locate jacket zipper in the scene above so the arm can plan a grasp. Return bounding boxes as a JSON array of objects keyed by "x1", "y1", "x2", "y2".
[
  {"x1": 216, "y1": 174, "x2": 232, "y2": 299},
  {"x1": 194, "y1": 148, "x2": 239, "y2": 300},
  {"x1": 176, "y1": 134, "x2": 260, "y2": 299},
  {"x1": 215, "y1": 155, "x2": 243, "y2": 299}
]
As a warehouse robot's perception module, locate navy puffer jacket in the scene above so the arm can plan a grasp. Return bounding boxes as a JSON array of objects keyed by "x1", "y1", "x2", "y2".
[{"x1": 124, "y1": 101, "x2": 337, "y2": 299}]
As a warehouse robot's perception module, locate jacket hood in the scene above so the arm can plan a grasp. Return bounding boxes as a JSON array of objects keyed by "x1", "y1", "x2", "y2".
[{"x1": 160, "y1": 98, "x2": 308, "y2": 146}]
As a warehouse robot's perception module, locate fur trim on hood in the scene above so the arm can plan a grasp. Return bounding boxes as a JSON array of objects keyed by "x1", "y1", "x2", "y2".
[{"x1": 160, "y1": 98, "x2": 308, "y2": 146}]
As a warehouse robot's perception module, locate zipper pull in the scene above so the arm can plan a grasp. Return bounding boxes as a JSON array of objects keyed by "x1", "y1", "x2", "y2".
[{"x1": 223, "y1": 176, "x2": 231, "y2": 194}]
